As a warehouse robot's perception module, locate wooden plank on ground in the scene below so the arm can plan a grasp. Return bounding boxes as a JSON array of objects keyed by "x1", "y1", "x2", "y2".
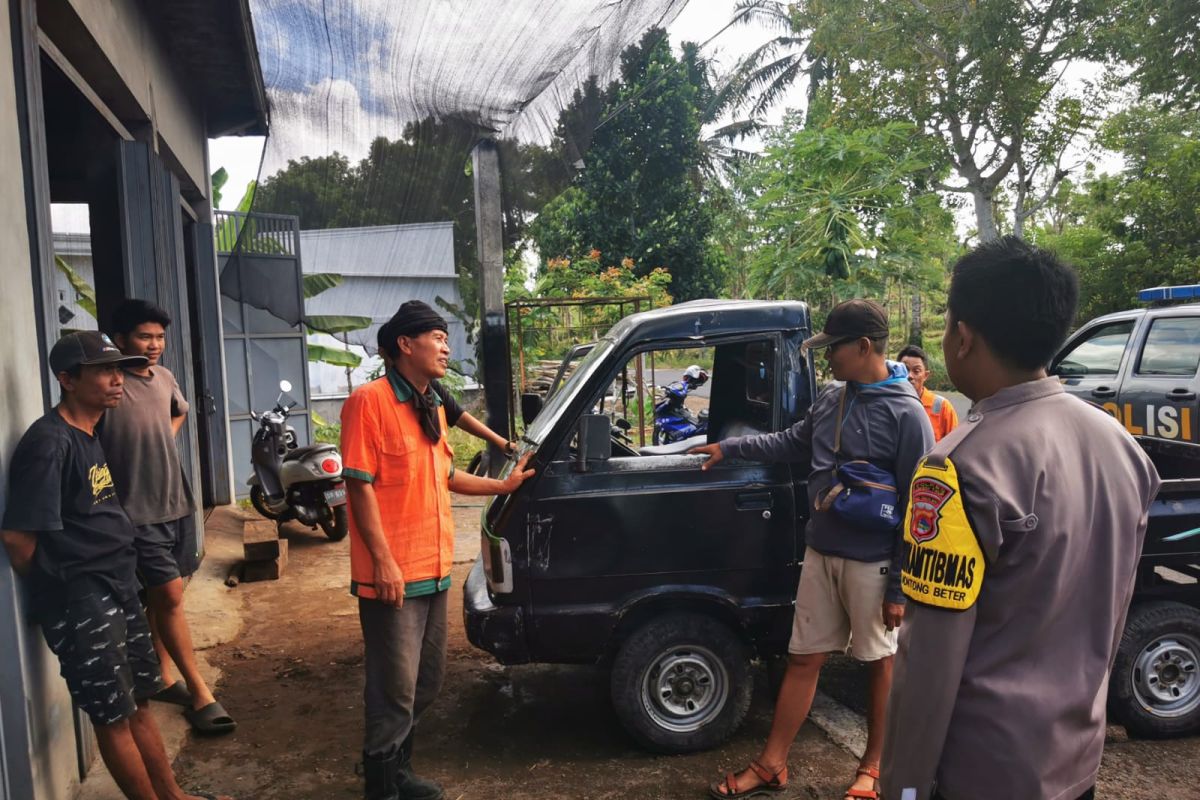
[
  {"x1": 243, "y1": 519, "x2": 281, "y2": 561},
  {"x1": 242, "y1": 539, "x2": 288, "y2": 582}
]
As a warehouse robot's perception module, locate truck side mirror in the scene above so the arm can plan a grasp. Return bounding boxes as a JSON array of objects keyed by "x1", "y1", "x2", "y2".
[
  {"x1": 574, "y1": 414, "x2": 611, "y2": 472},
  {"x1": 521, "y1": 392, "x2": 544, "y2": 426}
]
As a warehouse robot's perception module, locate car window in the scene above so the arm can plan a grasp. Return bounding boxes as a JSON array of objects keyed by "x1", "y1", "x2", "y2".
[
  {"x1": 1054, "y1": 321, "x2": 1136, "y2": 376},
  {"x1": 524, "y1": 338, "x2": 614, "y2": 445},
  {"x1": 745, "y1": 340, "x2": 773, "y2": 405},
  {"x1": 1137, "y1": 317, "x2": 1200, "y2": 377},
  {"x1": 563, "y1": 339, "x2": 777, "y2": 460},
  {"x1": 606, "y1": 346, "x2": 714, "y2": 454}
]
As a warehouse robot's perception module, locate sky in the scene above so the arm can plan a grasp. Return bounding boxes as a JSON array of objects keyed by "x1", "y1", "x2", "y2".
[
  {"x1": 57, "y1": 0, "x2": 781, "y2": 234},
  {"x1": 204, "y1": 0, "x2": 803, "y2": 216},
  {"x1": 54, "y1": 0, "x2": 1112, "y2": 238}
]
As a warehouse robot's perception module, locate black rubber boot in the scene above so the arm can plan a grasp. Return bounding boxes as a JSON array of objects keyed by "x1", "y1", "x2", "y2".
[
  {"x1": 395, "y1": 731, "x2": 444, "y2": 800},
  {"x1": 362, "y1": 748, "x2": 400, "y2": 800}
]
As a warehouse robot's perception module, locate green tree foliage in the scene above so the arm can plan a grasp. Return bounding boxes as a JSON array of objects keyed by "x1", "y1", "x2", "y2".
[
  {"x1": 211, "y1": 167, "x2": 229, "y2": 209},
  {"x1": 736, "y1": 120, "x2": 955, "y2": 310},
  {"x1": 729, "y1": 0, "x2": 1109, "y2": 242},
  {"x1": 1106, "y1": 0, "x2": 1200, "y2": 111},
  {"x1": 506, "y1": 253, "x2": 673, "y2": 388},
  {"x1": 54, "y1": 255, "x2": 97, "y2": 319},
  {"x1": 530, "y1": 29, "x2": 724, "y2": 302},
  {"x1": 253, "y1": 118, "x2": 561, "y2": 314},
  {"x1": 727, "y1": 0, "x2": 822, "y2": 119},
  {"x1": 1032, "y1": 106, "x2": 1200, "y2": 320}
]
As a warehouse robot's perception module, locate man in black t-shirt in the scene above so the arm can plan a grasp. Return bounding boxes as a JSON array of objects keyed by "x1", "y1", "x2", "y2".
[{"x1": 1, "y1": 331, "x2": 232, "y2": 800}]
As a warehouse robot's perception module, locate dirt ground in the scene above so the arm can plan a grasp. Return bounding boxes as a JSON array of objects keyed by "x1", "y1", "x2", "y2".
[
  {"x1": 168, "y1": 503, "x2": 1200, "y2": 800},
  {"x1": 817, "y1": 659, "x2": 1200, "y2": 798},
  {"x1": 171, "y1": 504, "x2": 858, "y2": 800}
]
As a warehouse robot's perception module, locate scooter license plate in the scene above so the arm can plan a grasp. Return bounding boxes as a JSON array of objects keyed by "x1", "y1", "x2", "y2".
[{"x1": 324, "y1": 486, "x2": 348, "y2": 506}]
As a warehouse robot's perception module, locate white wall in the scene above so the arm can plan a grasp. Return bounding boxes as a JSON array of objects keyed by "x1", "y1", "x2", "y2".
[{"x1": 0, "y1": 6, "x2": 85, "y2": 799}]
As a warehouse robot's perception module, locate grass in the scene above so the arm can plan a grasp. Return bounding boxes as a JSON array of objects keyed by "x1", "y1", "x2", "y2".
[{"x1": 446, "y1": 424, "x2": 484, "y2": 471}]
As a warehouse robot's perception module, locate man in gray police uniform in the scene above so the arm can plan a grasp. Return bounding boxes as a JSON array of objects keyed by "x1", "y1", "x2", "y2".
[{"x1": 881, "y1": 237, "x2": 1160, "y2": 800}]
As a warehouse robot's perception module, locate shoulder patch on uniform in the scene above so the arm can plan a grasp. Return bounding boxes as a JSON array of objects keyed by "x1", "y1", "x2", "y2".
[{"x1": 901, "y1": 456, "x2": 985, "y2": 610}]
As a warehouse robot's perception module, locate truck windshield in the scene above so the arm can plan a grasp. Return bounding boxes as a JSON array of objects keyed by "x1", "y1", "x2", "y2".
[{"x1": 523, "y1": 337, "x2": 616, "y2": 445}]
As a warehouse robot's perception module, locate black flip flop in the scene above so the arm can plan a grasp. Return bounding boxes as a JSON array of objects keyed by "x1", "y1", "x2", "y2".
[
  {"x1": 151, "y1": 681, "x2": 194, "y2": 707},
  {"x1": 184, "y1": 701, "x2": 238, "y2": 734}
]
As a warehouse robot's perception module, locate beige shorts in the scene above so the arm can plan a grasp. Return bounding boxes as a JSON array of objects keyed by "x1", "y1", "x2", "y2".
[{"x1": 789, "y1": 548, "x2": 898, "y2": 661}]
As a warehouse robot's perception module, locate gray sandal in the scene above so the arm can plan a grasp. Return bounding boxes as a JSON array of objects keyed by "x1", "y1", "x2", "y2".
[
  {"x1": 151, "y1": 681, "x2": 194, "y2": 707},
  {"x1": 184, "y1": 701, "x2": 237, "y2": 734}
]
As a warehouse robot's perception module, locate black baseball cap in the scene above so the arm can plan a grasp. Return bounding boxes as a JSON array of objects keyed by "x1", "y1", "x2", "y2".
[
  {"x1": 49, "y1": 331, "x2": 148, "y2": 374},
  {"x1": 802, "y1": 299, "x2": 890, "y2": 352}
]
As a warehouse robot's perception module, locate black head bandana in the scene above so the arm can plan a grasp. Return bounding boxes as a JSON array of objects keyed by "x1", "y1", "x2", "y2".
[{"x1": 379, "y1": 300, "x2": 448, "y2": 353}]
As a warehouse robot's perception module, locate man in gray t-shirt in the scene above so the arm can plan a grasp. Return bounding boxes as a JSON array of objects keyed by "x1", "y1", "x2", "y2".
[{"x1": 103, "y1": 299, "x2": 236, "y2": 734}]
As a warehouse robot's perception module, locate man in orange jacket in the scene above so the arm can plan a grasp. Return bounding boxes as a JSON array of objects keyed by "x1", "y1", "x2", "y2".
[
  {"x1": 342, "y1": 301, "x2": 534, "y2": 800},
  {"x1": 898, "y1": 345, "x2": 959, "y2": 442}
]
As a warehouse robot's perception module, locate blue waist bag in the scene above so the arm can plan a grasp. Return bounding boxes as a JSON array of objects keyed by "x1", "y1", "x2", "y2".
[
  {"x1": 814, "y1": 386, "x2": 902, "y2": 533},
  {"x1": 815, "y1": 460, "x2": 901, "y2": 533}
]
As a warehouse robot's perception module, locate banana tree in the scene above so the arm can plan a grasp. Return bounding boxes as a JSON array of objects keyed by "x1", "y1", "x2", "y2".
[
  {"x1": 303, "y1": 273, "x2": 371, "y2": 371},
  {"x1": 55, "y1": 255, "x2": 98, "y2": 319}
]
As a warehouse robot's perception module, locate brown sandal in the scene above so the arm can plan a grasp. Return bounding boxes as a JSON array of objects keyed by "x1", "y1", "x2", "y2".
[
  {"x1": 844, "y1": 765, "x2": 880, "y2": 799},
  {"x1": 708, "y1": 759, "x2": 787, "y2": 799}
]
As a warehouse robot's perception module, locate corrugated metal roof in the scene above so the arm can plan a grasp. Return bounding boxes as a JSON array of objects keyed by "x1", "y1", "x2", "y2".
[
  {"x1": 304, "y1": 275, "x2": 468, "y2": 348},
  {"x1": 299, "y1": 222, "x2": 456, "y2": 278},
  {"x1": 52, "y1": 231, "x2": 92, "y2": 257}
]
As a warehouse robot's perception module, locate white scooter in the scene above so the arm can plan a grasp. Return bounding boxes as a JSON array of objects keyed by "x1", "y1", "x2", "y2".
[{"x1": 247, "y1": 380, "x2": 348, "y2": 541}]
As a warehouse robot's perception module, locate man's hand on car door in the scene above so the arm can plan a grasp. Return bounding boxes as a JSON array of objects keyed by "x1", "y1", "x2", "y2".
[{"x1": 689, "y1": 442, "x2": 724, "y2": 471}]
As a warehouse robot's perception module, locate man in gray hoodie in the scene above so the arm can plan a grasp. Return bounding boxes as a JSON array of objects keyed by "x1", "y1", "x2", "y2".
[{"x1": 696, "y1": 299, "x2": 933, "y2": 800}]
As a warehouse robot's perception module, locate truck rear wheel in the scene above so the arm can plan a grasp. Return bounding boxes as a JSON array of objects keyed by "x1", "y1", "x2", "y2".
[
  {"x1": 610, "y1": 613, "x2": 751, "y2": 753},
  {"x1": 1110, "y1": 602, "x2": 1200, "y2": 739}
]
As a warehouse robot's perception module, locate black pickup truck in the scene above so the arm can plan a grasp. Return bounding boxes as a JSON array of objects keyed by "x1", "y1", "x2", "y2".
[{"x1": 466, "y1": 299, "x2": 1200, "y2": 752}]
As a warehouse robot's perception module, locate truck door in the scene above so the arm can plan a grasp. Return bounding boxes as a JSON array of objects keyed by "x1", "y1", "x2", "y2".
[
  {"x1": 1117, "y1": 313, "x2": 1200, "y2": 444},
  {"x1": 1051, "y1": 315, "x2": 1141, "y2": 413},
  {"x1": 523, "y1": 336, "x2": 800, "y2": 661}
]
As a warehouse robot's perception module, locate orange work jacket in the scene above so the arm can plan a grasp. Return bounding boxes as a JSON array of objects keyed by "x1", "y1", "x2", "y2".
[
  {"x1": 921, "y1": 387, "x2": 960, "y2": 442},
  {"x1": 340, "y1": 370, "x2": 455, "y2": 599}
]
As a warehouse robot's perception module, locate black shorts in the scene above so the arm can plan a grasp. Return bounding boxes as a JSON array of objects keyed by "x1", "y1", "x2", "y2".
[
  {"x1": 39, "y1": 583, "x2": 162, "y2": 725},
  {"x1": 134, "y1": 514, "x2": 199, "y2": 588}
]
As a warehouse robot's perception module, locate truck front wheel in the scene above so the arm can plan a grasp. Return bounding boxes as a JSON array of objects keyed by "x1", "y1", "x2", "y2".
[
  {"x1": 610, "y1": 613, "x2": 752, "y2": 753},
  {"x1": 1110, "y1": 602, "x2": 1200, "y2": 739}
]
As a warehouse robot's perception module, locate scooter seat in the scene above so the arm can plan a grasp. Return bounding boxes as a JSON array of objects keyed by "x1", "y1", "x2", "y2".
[
  {"x1": 639, "y1": 433, "x2": 708, "y2": 457},
  {"x1": 283, "y1": 443, "x2": 339, "y2": 461}
]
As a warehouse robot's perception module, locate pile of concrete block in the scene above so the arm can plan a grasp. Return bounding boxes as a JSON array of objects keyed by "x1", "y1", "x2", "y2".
[{"x1": 242, "y1": 518, "x2": 288, "y2": 582}]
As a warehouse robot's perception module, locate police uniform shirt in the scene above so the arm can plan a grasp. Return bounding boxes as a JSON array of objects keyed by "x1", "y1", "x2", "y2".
[{"x1": 881, "y1": 378, "x2": 1160, "y2": 800}]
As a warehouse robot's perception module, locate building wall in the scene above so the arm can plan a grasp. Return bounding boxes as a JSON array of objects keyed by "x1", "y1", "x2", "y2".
[
  {"x1": 0, "y1": 6, "x2": 84, "y2": 799},
  {"x1": 62, "y1": 0, "x2": 209, "y2": 194}
]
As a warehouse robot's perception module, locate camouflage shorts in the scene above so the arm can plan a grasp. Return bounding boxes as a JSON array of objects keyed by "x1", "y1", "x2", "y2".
[{"x1": 39, "y1": 583, "x2": 162, "y2": 725}]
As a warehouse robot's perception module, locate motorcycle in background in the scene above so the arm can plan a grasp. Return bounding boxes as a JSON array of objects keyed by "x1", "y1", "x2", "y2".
[
  {"x1": 248, "y1": 380, "x2": 349, "y2": 541},
  {"x1": 652, "y1": 365, "x2": 710, "y2": 445}
]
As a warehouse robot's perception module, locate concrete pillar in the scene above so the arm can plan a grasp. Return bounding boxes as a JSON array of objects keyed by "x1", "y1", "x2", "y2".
[{"x1": 472, "y1": 138, "x2": 509, "y2": 475}]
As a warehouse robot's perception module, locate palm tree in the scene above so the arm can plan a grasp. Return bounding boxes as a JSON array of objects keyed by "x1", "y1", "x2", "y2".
[
  {"x1": 727, "y1": 0, "x2": 826, "y2": 120},
  {"x1": 679, "y1": 40, "x2": 761, "y2": 181}
]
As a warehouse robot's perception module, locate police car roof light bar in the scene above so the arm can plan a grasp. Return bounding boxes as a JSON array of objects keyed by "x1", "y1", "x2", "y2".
[{"x1": 1139, "y1": 284, "x2": 1200, "y2": 303}]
